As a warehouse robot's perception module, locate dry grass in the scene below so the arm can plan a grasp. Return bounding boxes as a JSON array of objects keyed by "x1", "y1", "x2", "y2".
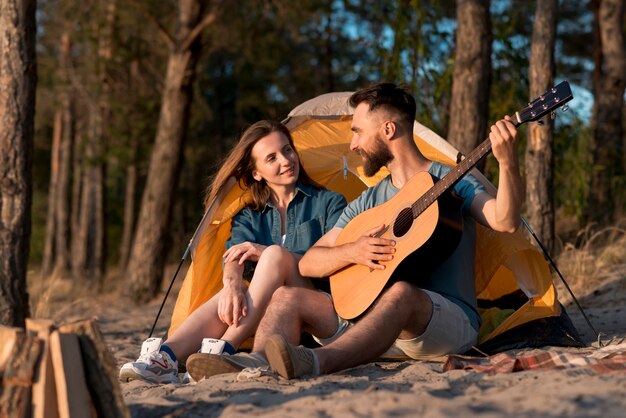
[
  {"x1": 554, "y1": 220, "x2": 626, "y2": 306},
  {"x1": 27, "y1": 268, "x2": 121, "y2": 321},
  {"x1": 27, "y1": 263, "x2": 183, "y2": 324}
]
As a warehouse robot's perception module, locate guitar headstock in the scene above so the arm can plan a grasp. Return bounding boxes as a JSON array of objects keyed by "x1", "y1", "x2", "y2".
[{"x1": 514, "y1": 81, "x2": 573, "y2": 126}]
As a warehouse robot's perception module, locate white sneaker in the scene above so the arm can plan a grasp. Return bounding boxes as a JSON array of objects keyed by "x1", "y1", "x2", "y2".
[{"x1": 119, "y1": 338, "x2": 179, "y2": 384}]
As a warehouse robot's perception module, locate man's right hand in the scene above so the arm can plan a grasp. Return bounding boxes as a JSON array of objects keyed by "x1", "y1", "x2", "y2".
[{"x1": 348, "y1": 224, "x2": 396, "y2": 270}]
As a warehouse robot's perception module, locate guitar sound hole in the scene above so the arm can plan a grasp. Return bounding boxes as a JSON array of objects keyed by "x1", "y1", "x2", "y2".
[{"x1": 393, "y1": 207, "x2": 414, "y2": 237}]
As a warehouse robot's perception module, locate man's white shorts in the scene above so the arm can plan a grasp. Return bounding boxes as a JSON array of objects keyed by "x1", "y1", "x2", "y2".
[{"x1": 313, "y1": 289, "x2": 478, "y2": 359}]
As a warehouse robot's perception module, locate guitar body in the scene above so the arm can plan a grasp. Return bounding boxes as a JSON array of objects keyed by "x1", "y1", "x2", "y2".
[{"x1": 330, "y1": 171, "x2": 464, "y2": 319}]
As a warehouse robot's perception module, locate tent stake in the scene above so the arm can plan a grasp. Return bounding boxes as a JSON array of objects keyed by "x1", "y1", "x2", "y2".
[{"x1": 522, "y1": 218, "x2": 600, "y2": 340}]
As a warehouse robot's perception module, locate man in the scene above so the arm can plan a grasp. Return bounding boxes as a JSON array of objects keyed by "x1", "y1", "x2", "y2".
[{"x1": 187, "y1": 82, "x2": 522, "y2": 380}]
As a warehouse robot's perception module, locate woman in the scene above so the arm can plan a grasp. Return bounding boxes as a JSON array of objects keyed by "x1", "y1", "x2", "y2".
[{"x1": 119, "y1": 120, "x2": 346, "y2": 384}]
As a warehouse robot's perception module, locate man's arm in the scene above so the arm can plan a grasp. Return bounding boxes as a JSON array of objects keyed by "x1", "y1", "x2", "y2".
[
  {"x1": 299, "y1": 224, "x2": 396, "y2": 278},
  {"x1": 470, "y1": 117, "x2": 523, "y2": 233}
]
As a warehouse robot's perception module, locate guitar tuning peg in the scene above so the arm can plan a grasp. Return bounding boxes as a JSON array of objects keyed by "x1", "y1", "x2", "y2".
[
  {"x1": 550, "y1": 111, "x2": 556, "y2": 120},
  {"x1": 561, "y1": 105, "x2": 569, "y2": 112}
]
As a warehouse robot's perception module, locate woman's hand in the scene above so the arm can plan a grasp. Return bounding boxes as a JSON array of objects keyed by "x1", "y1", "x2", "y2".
[
  {"x1": 218, "y1": 279, "x2": 248, "y2": 327},
  {"x1": 223, "y1": 241, "x2": 266, "y2": 264}
]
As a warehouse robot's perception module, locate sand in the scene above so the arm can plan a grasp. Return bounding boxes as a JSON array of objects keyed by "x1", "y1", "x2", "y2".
[{"x1": 37, "y1": 260, "x2": 626, "y2": 418}]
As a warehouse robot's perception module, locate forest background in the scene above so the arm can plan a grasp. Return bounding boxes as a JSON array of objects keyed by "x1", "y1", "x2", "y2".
[{"x1": 1, "y1": 0, "x2": 625, "y2": 327}]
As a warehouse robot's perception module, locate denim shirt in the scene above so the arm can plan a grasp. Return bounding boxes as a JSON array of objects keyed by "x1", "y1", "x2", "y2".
[{"x1": 226, "y1": 182, "x2": 347, "y2": 287}]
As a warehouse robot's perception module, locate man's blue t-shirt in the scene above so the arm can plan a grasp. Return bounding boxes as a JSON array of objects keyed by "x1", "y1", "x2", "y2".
[{"x1": 334, "y1": 162, "x2": 487, "y2": 331}]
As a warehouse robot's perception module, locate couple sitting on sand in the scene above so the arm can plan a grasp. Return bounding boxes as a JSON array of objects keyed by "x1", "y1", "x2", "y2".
[{"x1": 119, "y1": 82, "x2": 522, "y2": 384}]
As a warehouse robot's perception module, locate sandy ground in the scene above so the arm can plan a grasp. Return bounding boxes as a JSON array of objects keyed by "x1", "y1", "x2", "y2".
[{"x1": 37, "y1": 259, "x2": 626, "y2": 418}]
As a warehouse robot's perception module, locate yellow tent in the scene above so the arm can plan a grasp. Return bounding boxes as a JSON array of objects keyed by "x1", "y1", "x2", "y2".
[{"x1": 169, "y1": 92, "x2": 582, "y2": 352}]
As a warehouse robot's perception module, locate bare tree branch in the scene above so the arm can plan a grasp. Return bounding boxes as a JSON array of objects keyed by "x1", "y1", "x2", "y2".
[
  {"x1": 181, "y1": 1, "x2": 227, "y2": 52},
  {"x1": 132, "y1": 0, "x2": 175, "y2": 50}
]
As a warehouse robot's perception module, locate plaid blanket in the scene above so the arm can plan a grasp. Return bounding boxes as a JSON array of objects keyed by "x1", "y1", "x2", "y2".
[{"x1": 444, "y1": 342, "x2": 626, "y2": 374}]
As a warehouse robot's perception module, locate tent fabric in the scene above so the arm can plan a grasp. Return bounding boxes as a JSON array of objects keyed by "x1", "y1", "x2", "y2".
[{"x1": 169, "y1": 92, "x2": 581, "y2": 350}]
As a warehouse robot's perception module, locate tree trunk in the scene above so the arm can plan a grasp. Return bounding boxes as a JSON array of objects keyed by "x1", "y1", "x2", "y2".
[
  {"x1": 0, "y1": 0, "x2": 36, "y2": 327},
  {"x1": 74, "y1": 126, "x2": 106, "y2": 284},
  {"x1": 43, "y1": 31, "x2": 74, "y2": 278},
  {"x1": 447, "y1": 0, "x2": 492, "y2": 165},
  {"x1": 126, "y1": 0, "x2": 211, "y2": 302},
  {"x1": 41, "y1": 110, "x2": 62, "y2": 277},
  {"x1": 118, "y1": 142, "x2": 138, "y2": 271},
  {"x1": 72, "y1": 1, "x2": 116, "y2": 285},
  {"x1": 588, "y1": 0, "x2": 626, "y2": 225},
  {"x1": 118, "y1": 61, "x2": 142, "y2": 271},
  {"x1": 525, "y1": 0, "x2": 558, "y2": 253},
  {"x1": 54, "y1": 32, "x2": 74, "y2": 276},
  {"x1": 70, "y1": 130, "x2": 84, "y2": 278}
]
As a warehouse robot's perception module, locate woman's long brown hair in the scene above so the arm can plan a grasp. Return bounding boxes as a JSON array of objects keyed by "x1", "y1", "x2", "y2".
[{"x1": 203, "y1": 120, "x2": 321, "y2": 211}]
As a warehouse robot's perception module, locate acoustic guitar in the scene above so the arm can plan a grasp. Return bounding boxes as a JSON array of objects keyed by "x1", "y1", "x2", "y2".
[{"x1": 330, "y1": 81, "x2": 574, "y2": 320}]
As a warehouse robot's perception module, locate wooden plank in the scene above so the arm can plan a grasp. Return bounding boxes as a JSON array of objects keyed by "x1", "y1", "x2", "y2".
[
  {"x1": 0, "y1": 325, "x2": 24, "y2": 374},
  {"x1": 59, "y1": 320, "x2": 130, "y2": 418},
  {"x1": 0, "y1": 333, "x2": 43, "y2": 418},
  {"x1": 49, "y1": 331, "x2": 95, "y2": 418},
  {"x1": 27, "y1": 319, "x2": 60, "y2": 418}
]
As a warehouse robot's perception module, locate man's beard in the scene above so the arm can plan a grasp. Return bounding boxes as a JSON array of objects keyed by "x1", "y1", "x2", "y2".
[{"x1": 362, "y1": 135, "x2": 393, "y2": 177}]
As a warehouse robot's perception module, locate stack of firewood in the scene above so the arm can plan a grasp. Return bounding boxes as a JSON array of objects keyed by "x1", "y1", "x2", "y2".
[{"x1": 0, "y1": 319, "x2": 129, "y2": 418}]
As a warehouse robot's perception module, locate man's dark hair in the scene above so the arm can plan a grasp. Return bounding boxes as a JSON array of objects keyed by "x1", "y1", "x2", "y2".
[{"x1": 349, "y1": 83, "x2": 416, "y2": 131}]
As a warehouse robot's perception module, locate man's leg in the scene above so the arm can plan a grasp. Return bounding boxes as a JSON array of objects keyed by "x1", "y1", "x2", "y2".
[
  {"x1": 265, "y1": 281, "x2": 433, "y2": 378},
  {"x1": 252, "y1": 286, "x2": 341, "y2": 354}
]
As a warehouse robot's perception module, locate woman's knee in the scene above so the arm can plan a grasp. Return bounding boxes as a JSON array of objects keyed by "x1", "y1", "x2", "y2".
[
  {"x1": 255, "y1": 245, "x2": 293, "y2": 271},
  {"x1": 258, "y1": 245, "x2": 291, "y2": 264},
  {"x1": 256, "y1": 245, "x2": 301, "y2": 285}
]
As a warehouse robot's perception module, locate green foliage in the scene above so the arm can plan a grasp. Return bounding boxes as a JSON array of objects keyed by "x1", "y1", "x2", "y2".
[
  {"x1": 554, "y1": 117, "x2": 592, "y2": 222},
  {"x1": 342, "y1": 0, "x2": 455, "y2": 133}
]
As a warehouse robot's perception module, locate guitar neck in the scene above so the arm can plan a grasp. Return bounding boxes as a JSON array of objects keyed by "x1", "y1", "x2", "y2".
[
  {"x1": 412, "y1": 137, "x2": 493, "y2": 217},
  {"x1": 411, "y1": 80, "x2": 572, "y2": 220}
]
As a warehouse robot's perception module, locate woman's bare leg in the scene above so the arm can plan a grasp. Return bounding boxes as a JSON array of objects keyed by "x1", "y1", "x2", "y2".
[
  {"x1": 164, "y1": 293, "x2": 227, "y2": 361},
  {"x1": 220, "y1": 245, "x2": 315, "y2": 347}
]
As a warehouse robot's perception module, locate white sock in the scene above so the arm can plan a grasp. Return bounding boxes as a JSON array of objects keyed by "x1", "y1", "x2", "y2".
[{"x1": 306, "y1": 347, "x2": 321, "y2": 376}]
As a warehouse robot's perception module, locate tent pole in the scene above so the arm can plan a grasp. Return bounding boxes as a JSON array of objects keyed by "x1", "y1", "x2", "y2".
[
  {"x1": 148, "y1": 248, "x2": 190, "y2": 339},
  {"x1": 522, "y1": 218, "x2": 600, "y2": 340}
]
